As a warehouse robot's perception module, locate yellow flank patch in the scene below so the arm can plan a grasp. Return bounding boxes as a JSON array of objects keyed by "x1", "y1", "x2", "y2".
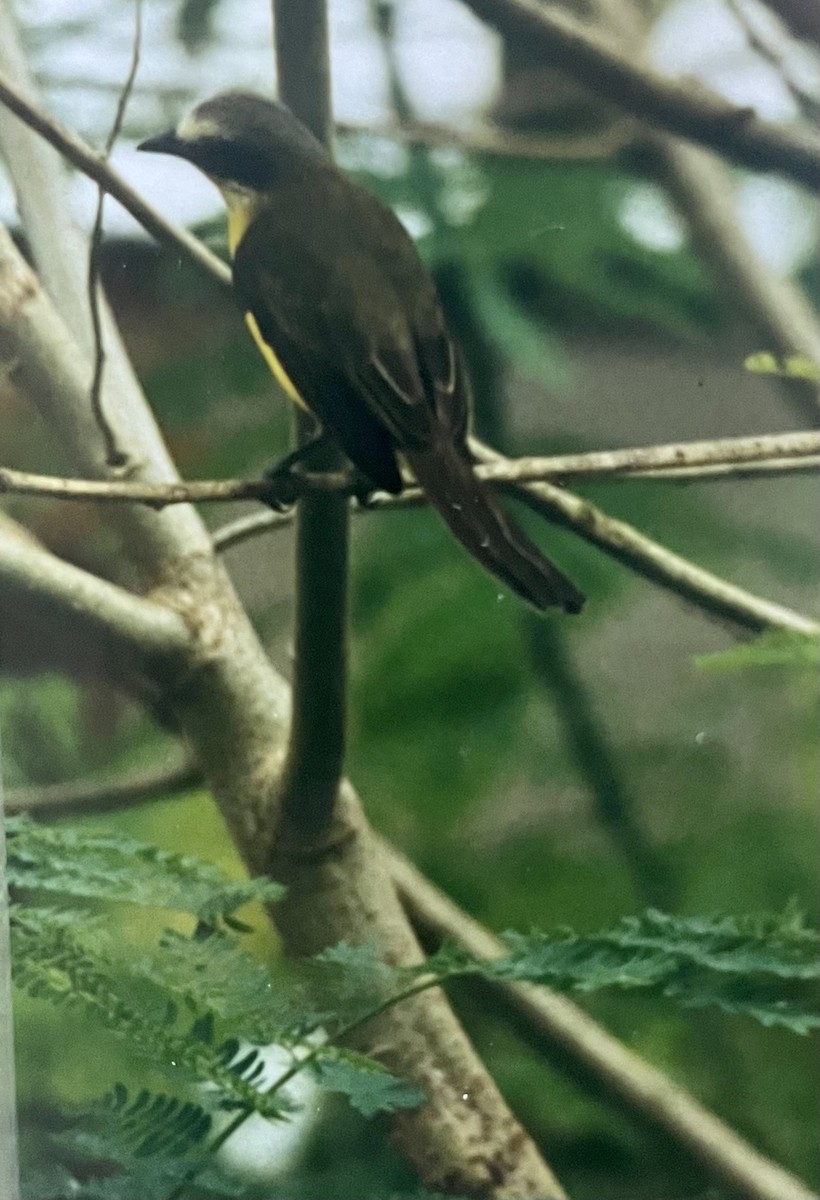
[
  {"x1": 220, "y1": 190, "x2": 308, "y2": 411},
  {"x1": 244, "y1": 312, "x2": 307, "y2": 410}
]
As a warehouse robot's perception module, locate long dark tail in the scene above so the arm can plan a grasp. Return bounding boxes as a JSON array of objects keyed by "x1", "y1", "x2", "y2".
[{"x1": 404, "y1": 442, "x2": 584, "y2": 614}]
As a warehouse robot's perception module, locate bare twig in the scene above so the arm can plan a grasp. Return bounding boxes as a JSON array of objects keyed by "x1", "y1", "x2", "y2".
[
  {"x1": 2, "y1": 431, "x2": 818, "y2": 505},
  {"x1": 473, "y1": 441, "x2": 820, "y2": 636},
  {"x1": 458, "y1": 0, "x2": 820, "y2": 187},
  {"x1": 86, "y1": 0, "x2": 142, "y2": 466},
  {"x1": 5, "y1": 749, "x2": 198, "y2": 819}
]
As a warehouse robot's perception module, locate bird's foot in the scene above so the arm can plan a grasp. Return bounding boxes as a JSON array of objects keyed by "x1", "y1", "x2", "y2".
[
  {"x1": 260, "y1": 458, "x2": 302, "y2": 511},
  {"x1": 352, "y1": 470, "x2": 379, "y2": 508}
]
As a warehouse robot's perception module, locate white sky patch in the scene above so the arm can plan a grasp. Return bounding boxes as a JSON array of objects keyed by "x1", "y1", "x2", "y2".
[
  {"x1": 392, "y1": 0, "x2": 501, "y2": 124},
  {"x1": 735, "y1": 175, "x2": 819, "y2": 273},
  {"x1": 393, "y1": 204, "x2": 434, "y2": 242},
  {"x1": 618, "y1": 183, "x2": 686, "y2": 253},
  {"x1": 211, "y1": 1043, "x2": 320, "y2": 1181},
  {"x1": 104, "y1": 146, "x2": 223, "y2": 236},
  {"x1": 651, "y1": 0, "x2": 809, "y2": 120}
]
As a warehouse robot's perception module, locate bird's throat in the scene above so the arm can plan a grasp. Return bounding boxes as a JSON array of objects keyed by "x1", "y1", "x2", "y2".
[{"x1": 221, "y1": 187, "x2": 265, "y2": 256}]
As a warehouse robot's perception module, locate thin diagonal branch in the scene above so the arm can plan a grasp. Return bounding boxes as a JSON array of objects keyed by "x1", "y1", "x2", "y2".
[
  {"x1": 473, "y1": 442, "x2": 820, "y2": 635},
  {"x1": 456, "y1": 0, "x2": 820, "y2": 188},
  {"x1": 0, "y1": 522, "x2": 192, "y2": 671},
  {"x1": 0, "y1": 68, "x2": 231, "y2": 290},
  {"x1": 4, "y1": 749, "x2": 198, "y2": 819}
]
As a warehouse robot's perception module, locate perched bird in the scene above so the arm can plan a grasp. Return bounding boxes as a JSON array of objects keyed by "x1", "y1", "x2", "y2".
[{"x1": 139, "y1": 91, "x2": 583, "y2": 613}]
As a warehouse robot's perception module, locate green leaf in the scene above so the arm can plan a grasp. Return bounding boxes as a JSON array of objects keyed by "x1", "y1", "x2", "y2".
[
  {"x1": 311, "y1": 1048, "x2": 425, "y2": 1117},
  {"x1": 745, "y1": 352, "x2": 820, "y2": 382},
  {"x1": 696, "y1": 631, "x2": 820, "y2": 672},
  {"x1": 10, "y1": 908, "x2": 293, "y2": 1116},
  {"x1": 5, "y1": 816, "x2": 283, "y2": 921},
  {"x1": 488, "y1": 910, "x2": 819, "y2": 1031}
]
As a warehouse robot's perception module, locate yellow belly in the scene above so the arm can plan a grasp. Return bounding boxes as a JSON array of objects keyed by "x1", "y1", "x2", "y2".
[{"x1": 224, "y1": 191, "x2": 308, "y2": 412}]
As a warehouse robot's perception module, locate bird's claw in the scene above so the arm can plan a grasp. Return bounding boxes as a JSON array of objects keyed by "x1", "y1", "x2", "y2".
[{"x1": 260, "y1": 463, "x2": 300, "y2": 511}]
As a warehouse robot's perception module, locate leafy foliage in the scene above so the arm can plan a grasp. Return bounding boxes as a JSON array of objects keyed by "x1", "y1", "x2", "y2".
[
  {"x1": 491, "y1": 909, "x2": 820, "y2": 1034},
  {"x1": 11, "y1": 815, "x2": 817, "y2": 1197},
  {"x1": 317, "y1": 911, "x2": 819, "y2": 1036},
  {"x1": 696, "y1": 630, "x2": 820, "y2": 672},
  {"x1": 745, "y1": 352, "x2": 820, "y2": 382},
  {"x1": 310, "y1": 1049, "x2": 426, "y2": 1118},
  {"x1": 5, "y1": 815, "x2": 282, "y2": 923}
]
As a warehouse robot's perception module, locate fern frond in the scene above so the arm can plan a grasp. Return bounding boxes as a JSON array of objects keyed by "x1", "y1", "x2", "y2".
[
  {"x1": 5, "y1": 815, "x2": 282, "y2": 921},
  {"x1": 131, "y1": 929, "x2": 311, "y2": 1044},
  {"x1": 11, "y1": 909, "x2": 293, "y2": 1117},
  {"x1": 309, "y1": 1046, "x2": 425, "y2": 1117},
  {"x1": 483, "y1": 909, "x2": 820, "y2": 1033},
  {"x1": 310, "y1": 909, "x2": 819, "y2": 1035}
]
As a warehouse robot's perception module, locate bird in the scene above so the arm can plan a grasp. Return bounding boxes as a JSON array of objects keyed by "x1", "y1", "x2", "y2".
[{"x1": 139, "y1": 90, "x2": 584, "y2": 613}]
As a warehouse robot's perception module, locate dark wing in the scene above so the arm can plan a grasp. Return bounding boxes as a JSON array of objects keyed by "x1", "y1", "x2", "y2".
[{"x1": 232, "y1": 174, "x2": 468, "y2": 477}]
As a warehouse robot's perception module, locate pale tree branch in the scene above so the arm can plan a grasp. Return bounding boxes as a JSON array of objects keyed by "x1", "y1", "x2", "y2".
[
  {"x1": 456, "y1": 0, "x2": 820, "y2": 188},
  {"x1": 2, "y1": 431, "x2": 817, "y2": 500},
  {"x1": 0, "y1": 519, "x2": 192, "y2": 674}
]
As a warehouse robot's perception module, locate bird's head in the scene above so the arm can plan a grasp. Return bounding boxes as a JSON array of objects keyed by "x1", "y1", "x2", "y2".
[{"x1": 137, "y1": 90, "x2": 327, "y2": 193}]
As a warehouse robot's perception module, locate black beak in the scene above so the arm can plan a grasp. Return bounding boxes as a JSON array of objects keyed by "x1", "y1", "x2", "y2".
[{"x1": 137, "y1": 129, "x2": 186, "y2": 157}]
